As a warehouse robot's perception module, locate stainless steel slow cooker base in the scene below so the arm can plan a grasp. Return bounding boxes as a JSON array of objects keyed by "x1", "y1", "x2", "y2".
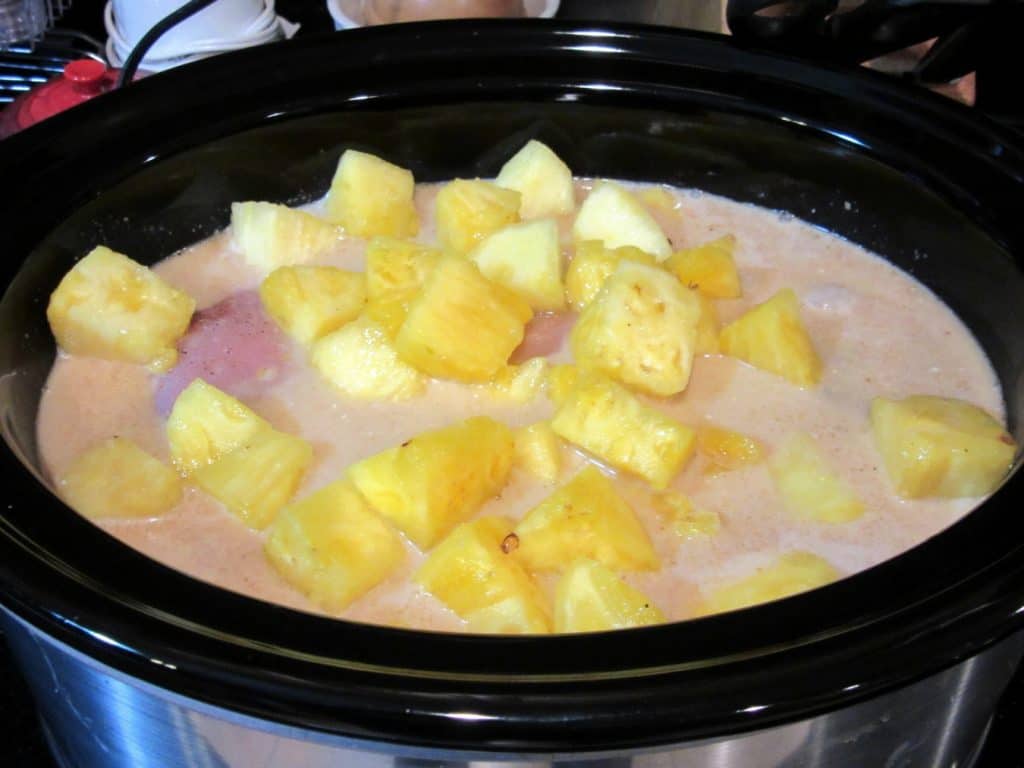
[{"x1": 5, "y1": 607, "x2": 1020, "y2": 768}]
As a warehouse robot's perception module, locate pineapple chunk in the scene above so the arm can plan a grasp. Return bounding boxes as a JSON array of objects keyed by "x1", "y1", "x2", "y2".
[
  {"x1": 552, "y1": 375, "x2": 696, "y2": 489},
  {"x1": 513, "y1": 422, "x2": 562, "y2": 484},
  {"x1": 769, "y1": 433, "x2": 865, "y2": 523},
  {"x1": 265, "y1": 479, "x2": 405, "y2": 612},
  {"x1": 494, "y1": 139, "x2": 575, "y2": 219},
  {"x1": 311, "y1": 315, "x2": 425, "y2": 400},
  {"x1": 166, "y1": 379, "x2": 270, "y2": 475},
  {"x1": 719, "y1": 288, "x2": 822, "y2": 387},
  {"x1": 514, "y1": 466, "x2": 659, "y2": 572},
  {"x1": 469, "y1": 218, "x2": 565, "y2": 311},
  {"x1": 664, "y1": 235, "x2": 741, "y2": 298},
  {"x1": 394, "y1": 256, "x2": 532, "y2": 382},
  {"x1": 870, "y1": 396, "x2": 1016, "y2": 498},
  {"x1": 637, "y1": 187, "x2": 677, "y2": 211},
  {"x1": 651, "y1": 490, "x2": 721, "y2": 539},
  {"x1": 694, "y1": 292, "x2": 721, "y2": 355},
  {"x1": 365, "y1": 237, "x2": 444, "y2": 304},
  {"x1": 435, "y1": 179, "x2": 521, "y2": 254},
  {"x1": 554, "y1": 558, "x2": 665, "y2": 633},
  {"x1": 47, "y1": 246, "x2": 195, "y2": 372},
  {"x1": 697, "y1": 425, "x2": 765, "y2": 473},
  {"x1": 193, "y1": 428, "x2": 313, "y2": 529},
  {"x1": 414, "y1": 516, "x2": 551, "y2": 634},
  {"x1": 324, "y1": 150, "x2": 418, "y2": 238},
  {"x1": 572, "y1": 181, "x2": 672, "y2": 260},
  {"x1": 231, "y1": 201, "x2": 342, "y2": 272},
  {"x1": 259, "y1": 265, "x2": 366, "y2": 346},
  {"x1": 59, "y1": 437, "x2": 181, "y2": 520},
  {"x1": 571, "y1": 260, "x2": 702, "y2": 396},
  {"x1": 347, "y1": 416, "x2": 514, "y2": 549},
  {"x1": 545, "y1": 363, "x2": 579, "y2": 406},
  {"x1": 481, "y1": 358, "x2": 548, "y2": 403},
  {"x1": 565, "y1": 239, "x2": 658, "y2": 311},
  {"x1": 705, "y1": 552, "x2": 840, "y2": 613}
]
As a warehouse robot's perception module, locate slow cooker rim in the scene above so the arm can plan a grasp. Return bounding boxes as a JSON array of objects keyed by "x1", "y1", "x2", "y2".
[{"x1": 2, "y1": 20, "x2": 1024, "y2": 751}]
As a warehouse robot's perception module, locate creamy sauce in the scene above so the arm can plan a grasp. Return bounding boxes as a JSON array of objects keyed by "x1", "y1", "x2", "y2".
[{"x1": 36, "y1": 183, "x2": 1003, "y2": 631}]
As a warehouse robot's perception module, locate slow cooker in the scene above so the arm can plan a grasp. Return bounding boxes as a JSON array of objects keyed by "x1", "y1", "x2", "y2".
[{"x1": 1, "y1": 20, "x2": 1023, "y2": 768}]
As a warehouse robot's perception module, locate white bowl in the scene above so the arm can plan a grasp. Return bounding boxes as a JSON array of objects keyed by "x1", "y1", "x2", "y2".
[{"x1": 327, "y1": 0, "x2": 560, "y2": 29}]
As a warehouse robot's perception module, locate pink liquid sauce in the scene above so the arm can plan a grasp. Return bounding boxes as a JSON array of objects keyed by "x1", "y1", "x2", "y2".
[{"x1": 35, "y1": 182, "x2": 1004, "y2": 632}]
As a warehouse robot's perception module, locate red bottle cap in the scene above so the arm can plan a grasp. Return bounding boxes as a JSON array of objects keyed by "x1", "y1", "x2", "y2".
[{"x1": 0, "y1": 59, "x2": 119, "y2": 138}]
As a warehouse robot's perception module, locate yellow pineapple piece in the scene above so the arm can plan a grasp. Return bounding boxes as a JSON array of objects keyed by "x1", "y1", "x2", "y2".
[
  {"x1": 514, "y1": 466, "x2": 659, "y2": 572},
  {"x1": 552, "y1": 375, "x2": 696, "y2": 489},
  {"x1": 265, "y1": 479, "x2": 406, "y2": 612},
  {"x1": 545, "y1": 363, "x2": 579, "y2": 406},
  {"x1": 664, "y1": 235, "x2": 741, "y2": 298},
  {"x1": 481, "y1": 358, "x2": 548, "y2": 403},
  {"x1": 651, "y1": 490, "x2": 721, "y2": 539},
  {"x1": 697, "y1": 425, "x2": 765, "y2": 473},
  {"x1": 324, "y1": 150, "x2": 418, "y2": 238},
  {"x1": 870, "y1": 396, "x2": 1016, "y2": 498},
  {"x1": 705, "y1": 552, "x2": 840, "y2": 613},
  {"x1": 769, "y1": 433, "x2": 865, "y2": 523},
  {"x1": 59, "y1": 437, "x2": 181, "y2": 520},
  {"x1": 231, "y1": 201, "x2": 342, "y2": 272},
  {"x1": 414, "y1": 516, "x2": 551, "y2": 634},
  {"x1": 47, "y1": 246, "x2": 195, "y2": 372},
  {"x1": 565, "y1": 239, "x2": 658, "y2": 311},
  {"x1": 694, "y1": 292, "x2": 721, "y2": 355},
  {"x1": 347, "y1": 416, "x2": 514, "y2": 549},
  {"x1": 572, "y1": 181, "x2": 672, "y2": 260},
  {"x1": 719, "y1": 288, "x2": 822, "y2": 387},
  {"x1": 193, "y1": 428, "x2": 313, "y2": 529},
  {"x1": 166, "y1": 379, "x2": 271, "y2": 475},
  {"x1": 637, "y1": 187, "x2": 677, "y2": 211},
  {"x1": 571, "y1": 260, "x2": 702, "y2": 396},
  {"x1": 434, "y1": 179, "x2": 520, "y2": 254},
  {"x1": 365, "y1": 237, "x2": 443, "y2": 304},
  {"x1": 394, "y1": 256, "x2": 532, "y2": 382},
  {"x1": 494, "y1": 139, "x2": 575, "y2": 219},
  {"x1": 311, "y1": 315, "x2": 425, "y2": 400},
  {"x1": 554, "y1": 559, "x2": 665, "y2": 633},
  {"x1": 259, "y1": 265, "x2": 366, "y2": 346},
  {"x1": 469, "y1": 218, "x2": 565, "y2": 311},
  {"x1": 363, "y1": 296, "x2": 409, "y2": 338},
  {"x1": 513, "y1": 422, "x2": 562, "y2": 484}
]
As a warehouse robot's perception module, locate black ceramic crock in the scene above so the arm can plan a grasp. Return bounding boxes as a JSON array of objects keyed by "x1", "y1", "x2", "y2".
[{"x1": 1, "y1": 20, "x2": 1023, "y2": 768}]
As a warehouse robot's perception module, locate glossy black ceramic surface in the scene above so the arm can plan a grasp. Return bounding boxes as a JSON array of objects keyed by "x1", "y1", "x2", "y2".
[{"x1": 1, "y1": 20, "x2": 1023, "y2": 753}]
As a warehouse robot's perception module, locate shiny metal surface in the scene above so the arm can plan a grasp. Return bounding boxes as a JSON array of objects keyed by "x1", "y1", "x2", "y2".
[{"x1": 4, "y1": 607, "x2": 1021, "y2": 768}]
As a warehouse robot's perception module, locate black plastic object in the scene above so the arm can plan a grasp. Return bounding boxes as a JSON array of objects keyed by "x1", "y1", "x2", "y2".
[{"x1": 0, "y1": 20, "x2": 1023, "y2": 752}]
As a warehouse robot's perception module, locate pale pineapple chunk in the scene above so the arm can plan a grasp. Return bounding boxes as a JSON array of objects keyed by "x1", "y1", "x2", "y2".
[
  {"x1": 513, "y1": 422, "x2": 562, "y2": 484},
  {"x1": 571, "y1": 260, "x2": 702, "y2": 396},
  {"x1": 259, "y1": 265, "x2": 366, "y2": 346},
  {"x1": 694, "y1": 292, "x2": 721, "y2": 355},
  {"x1": 193, "y1": 428, "x2": 313, "y2": 529},
  {"x1": 769, "y1": 433, "x2": 865, "y2": 523},
  {"x1": 265, "y1": 479, "x2": 405, "y2": 612},
  {"x1": 435, "y1": 179, "x2": 520, "y2": 254},
  {"x1": 494, "y1": 139, "x2": 575, "y2": 219},
  {"x1": 651, "y1": 490, "x2": 721, "y2": 539},
  {"x1": 545, "y1": 363, "x2": 579, "y2": 406},
  {"x1": 480, "y1": 358, "x2": 548, "y2": 403},
  {"x1": 719, "y1": 288, "x2": 822, "y2": 387},
  {"x1": 697, "y1": 425, "x2": 765, "y2": 473},
  {"x1": 469, "y1": 218, "x2": 565, "y2": 311},
  {"x1": 414, "y1": 516, "x2": 551, "y2": 634},
  {"x1": 347, "y1": 416, "x2": 514, "y2": 549},
  {"x1": 514, "y1": 466, "x2": 659, "y2": 572},
  {"x1": 166, "y1": 379, "x2": 271, "y2": 475},
  {"x1": 554, "y1": 558, "x2": 665, "y2": 633},
  {"x1": 870, "y1": 396, "x2": 1016, "y2": 498},
  {"x1": 551, "y1": 375, "x2": 696, "y2": 489},
  {"x1": 59, "y1": 437, "x2": 181, "y2": 520},
  {"x1": 231, "y1": 201, "x2": 342, "y2": 272},
  {"x1": 394, "y1": 256, "x2": 532, "y2": 382},
  {"x1": 664, "y1": 235, "x2": 741, "y2": 298},
  {"x1": 364, "y1": 237, "x2": 444, "y2": 303},
  {"x1": 311, "y1": 315, "x2": 425, "y2": 400},
  {"x1": 572, "y1": 181, "x2": 672, "y2": 260},
  {"x1": 324, "y1": 150, "x2": 418, "y2": 238},
  {"x1": 565, "y1": 239, "x2": 658, "y2": 311},
  {"x1": 47, "y1": 246, "x2": 195, "y2": 372},
  {"x1": 705, "y1": 552, "x2": 840, "y2": 613}
]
